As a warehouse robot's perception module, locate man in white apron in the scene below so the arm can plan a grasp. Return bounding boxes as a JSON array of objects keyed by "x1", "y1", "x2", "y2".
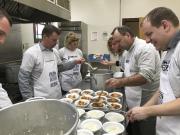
[
  {"x1": 0, "y1": 9, "x2": 13, "y2": 108},
  {"x1": 106, "y1": 26, "x2": 160, "y2": 135},
  {"x1": 18, "y1": 25, "x2": 84, "y2": 100},
  {"x1": 127, "y1": 7, "x2": 180, "y2": 135},
  {"x1": 59, "y1": 32, "x2": 84, "y2": 94}
]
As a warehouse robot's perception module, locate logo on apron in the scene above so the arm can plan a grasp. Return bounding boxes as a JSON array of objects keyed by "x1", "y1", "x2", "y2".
[
  {"x1": 161, "y1": 60, "x2": 170, "y2": 71},
  {"x1": 49, "y1": 71, "x2": 58, "y2": 87}
]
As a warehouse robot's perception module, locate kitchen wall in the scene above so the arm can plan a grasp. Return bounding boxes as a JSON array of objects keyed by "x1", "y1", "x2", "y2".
[
  {"x1": 20, "y1": 24, "x2": 34, "y2": 52},
  {"x1": 70, "y1": 0, "x2": 120, "y2": 54},
  {"x1": 121, "y1": 0, "x2": 180, "y2": 21},
  {"x1": 20, "y1": 0, "x2": 180, "y2": 55}
]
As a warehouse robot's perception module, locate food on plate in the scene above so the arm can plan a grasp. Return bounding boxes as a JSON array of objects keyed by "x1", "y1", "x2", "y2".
[
  {"x1": 80, "y1": 95, "x2": 93, "y2": 100},
  {"x1": 109, "y1": 92, "x2": 123, "y2": 98},
  {"x1": 75, "y1": 99, "x2": 89, "y2": 108},
  {"x1": 103, "y1": 122, "x2": 124, "y2": 134},
  {"x1": 86, "y1": 110, "x2": 105, "y2": 119},
  {"x1": 90, "y1": 102, "x2": 105, "y2": 108},
  {"x1": 107, "y1": 98, "x2": 120, "y2": 103},
  {"x1": 77, "y1": 129, "x2": 93, "y2": 135},
  {"x1": 66, "y1": 93, "x2": 79, "y2": 101},
  {"x1": 81, "y1": 89, "x2": 94, "y2": 95},
  {"x1": 69, "y1": 88, "x2": 82, "y2": 94},
  {"x1": 92, "y1": 96, "x2": 107, "y2": 103},
  {"x1": 95, "y1": 90, "x2": 108, "y2": 97},
  {"x1": 105, "y1": 112, "x2": 124, "y2": 122},
  {"x1": 80, "y1": 119, "x2": 102, "y2": 132},
  {"x1": 108, "y1": 103, "x2": 122, "y2": 110}
]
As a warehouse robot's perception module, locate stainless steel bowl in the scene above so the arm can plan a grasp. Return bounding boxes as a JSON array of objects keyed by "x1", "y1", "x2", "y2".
[{"x1": 0, "y1": 99, "x2": 79, "y2": 135}]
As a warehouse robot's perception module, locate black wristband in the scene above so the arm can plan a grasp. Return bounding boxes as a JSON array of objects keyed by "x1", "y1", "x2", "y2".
[{"x1": 115, "y1": 61, "x2": 120, "y2": 66}]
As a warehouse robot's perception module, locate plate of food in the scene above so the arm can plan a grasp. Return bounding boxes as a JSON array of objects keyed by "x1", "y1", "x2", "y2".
[
  {"x1": 103, "y1": 122, "x2": 124, "y2": 134},
  {"x1": 105, "y1": 112, "x2": 124, "y2": 122},
  {"x1": 95, "y1": 90, "x2": 109, "y2": 97},
  {"x1": 108, "y1": 102, "x2": 122, "y2": 110},
  {"x1": 81, "y1": 89, "x2": 94, "y2": 95},
  {"x1": 80, "y1": 119, "x2": 102, "y2": 133},
  {"x1": 69, "y1": 88, "x2": 82, "y2": 94},
  {"x1": 90, "y1": 102, "x2": 106, "y2": 109},
  {"x1": 80, "y1": 94, "x2": 93, "y2": 101},
  {"x1": 86, "y1": 110, "x2": 105, "y2": 119},
  {"x1": 107, "y1": 97, "x2": 120, "y2": 103},
  {"x1": 109, "y1": 92, "x2": 123, "y2": 98},
  {"x1": 92, "y1": 96, "x2": 107, "y2": 103},
  {"x1": 77, "y1": 129, "x2": 93, "y2": 135},
  {"x1": 65, "y1": 93, "x2": 79, "y2": 101},
  {"x1": 75, "y1": 99, "x2": 90, "y2": 108}
]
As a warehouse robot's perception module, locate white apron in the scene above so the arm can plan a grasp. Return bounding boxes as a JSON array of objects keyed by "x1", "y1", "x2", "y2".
[
  {"x1": 124, "y1": 59, "x2": 142, "y2": 109},
  {"x1": 156, "y1": 60, "x2": 180, "y2": 135},
  {"x1": 34, "y1": 46, "x2": 62, "y2": 99},
  {"x1": 60, "y1": 51, "x2": 82, "y2": 91}
]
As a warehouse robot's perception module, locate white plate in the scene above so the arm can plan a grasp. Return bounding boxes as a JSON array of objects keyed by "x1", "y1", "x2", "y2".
[
  {"x1": 90, "y1": 102, "x2": 106, "y2": 109},
  {"x1": 103, "y1": 122, "x2": 125, "y2": 134},
  {"x1": 105, "y1": 112, "x2": 124, "y2": 122},
  {"x1": 107, "y1": 98, "x2": 120, "y2": 103},
  {"x1": 77, "y1": 108, "x2": 85, "y2": 117},
  {"x1": 80, "y1": 95, "x2": 93, "y2": 101},
  {"x1": 75, "y1": 99, "x2": 90, "y2": 108},
  {"x1": 69, "y1": 88, "x2": 82, "y2": 94},
  {"x1": 86, "y1": 110, "x2": 105, "y2": 119},
  {"x1": 77, "y1": 129, "x2": 93, "y2": 135},
  {"x1": 81, "y1": 89, "x2": 94, "y2": 95},
  {"x1": 109, "y1": 92, "x2": 123, "y2": 98},
  {"x1": 80, "y1": 119, "x2": 102, "y2": 133},
  {"x1": 95, "y1": 90, "x2": 109, "y2": 97},
  {"x1": 65, "y1": 93, "x2": 79, "y2": 101},
  {"x1": 108, "y1": 102, "x2": 122, "y2": 111}
]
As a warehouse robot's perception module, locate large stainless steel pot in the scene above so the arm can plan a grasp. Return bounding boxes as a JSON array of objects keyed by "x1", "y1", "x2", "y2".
[
  {"x1": 0, "y1": 99, "x2": 79, "y2": 135},
  {"x1": 91, "y1": 69, "x2": 113, "y2": 91}
]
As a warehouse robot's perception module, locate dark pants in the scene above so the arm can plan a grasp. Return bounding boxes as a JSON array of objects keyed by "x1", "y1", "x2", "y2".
[{"x1": 126, "y1": 117, "x2": 156, "y2": 135}]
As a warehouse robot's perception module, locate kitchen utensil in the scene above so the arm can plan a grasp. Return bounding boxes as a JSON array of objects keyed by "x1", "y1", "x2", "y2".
[
  {"x1": 90, "y1": 69, "x2": 113, "y2": 91},
  {"x1": 84, "y1": 62, "x2": 98, "y2": 72},
  {"x1": 0, "y1": 99, "x2": 79, "y2": 135}
]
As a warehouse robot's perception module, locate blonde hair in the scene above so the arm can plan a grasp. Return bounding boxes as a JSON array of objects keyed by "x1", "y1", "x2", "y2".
[{"x1": 64, "y1": 32, "x2": 79, "y2": 47}]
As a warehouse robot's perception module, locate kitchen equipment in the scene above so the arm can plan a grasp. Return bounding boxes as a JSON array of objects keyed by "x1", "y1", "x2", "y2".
[
  {"x1": 0, "y1": 99, "x2": 79, "y2": 135},
  {"x1": 84, "y1": 62, "x2": 98, "y2": 72},
  {"x1": 90, "y1": 69, "x2": 113, "y2": 91}
]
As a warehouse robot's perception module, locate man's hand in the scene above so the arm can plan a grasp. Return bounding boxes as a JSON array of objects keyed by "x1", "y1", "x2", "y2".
[
  {"x1": 127, "y1": 107, "x2": 149, "y2": 122},
  {"x1": 75, "y1": 57, "x2": 85, "y2": 64},
  {"x1": 106, "y1": 78, "x2": 124, "y2": 88}
]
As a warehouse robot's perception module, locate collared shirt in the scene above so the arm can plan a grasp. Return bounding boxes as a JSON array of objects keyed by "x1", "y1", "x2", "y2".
[
  {"x1": 18, "y1": 43, "x2": 76, "y2": 100},
  {"x1": 165, "y1": 31, "x2": 180, "y2": 97},
  {"x1": 121, "y1": 37, "x2": 160, "y2": 91}
]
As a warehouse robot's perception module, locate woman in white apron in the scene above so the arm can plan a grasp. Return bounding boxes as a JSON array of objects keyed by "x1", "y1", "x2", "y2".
[{"x1": 59, "y1": 32, "x2": 84, "y2": 94}]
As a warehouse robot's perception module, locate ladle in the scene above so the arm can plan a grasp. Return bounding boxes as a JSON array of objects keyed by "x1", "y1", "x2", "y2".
[{"x1": 85, "y1": 62, "x2": 98, "y2": 72}]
